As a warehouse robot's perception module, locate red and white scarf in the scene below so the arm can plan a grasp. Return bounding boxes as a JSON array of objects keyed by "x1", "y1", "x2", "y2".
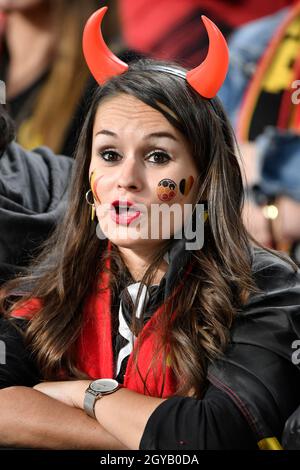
[{"x1": 12, "y1": 239, "x2": 194, "y2": 398}]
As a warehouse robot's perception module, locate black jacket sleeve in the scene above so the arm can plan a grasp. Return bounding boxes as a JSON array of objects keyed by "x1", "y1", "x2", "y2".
[
  {"x1": 139, "y1": 383, "x2": 257, "y2": 450},
  {"x1": 208, "y1": 247, "x2": 300, "y2": 446},
  {"x1": 140, "y1": 247, "x2": 300, "y2": 450},
  {"x1": 0, "y1": 317, "x2": 41, "y2": 388}
]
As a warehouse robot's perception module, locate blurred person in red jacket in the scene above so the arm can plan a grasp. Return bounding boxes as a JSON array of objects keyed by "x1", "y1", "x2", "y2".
[{"x1": 118, "y1": 0, "x2": 298, "y2": 67}]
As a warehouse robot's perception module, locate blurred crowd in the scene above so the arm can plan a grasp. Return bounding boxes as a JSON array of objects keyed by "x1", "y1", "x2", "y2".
[{"x1": 1, "y1": 0, "x2": 300, "y2": 282}]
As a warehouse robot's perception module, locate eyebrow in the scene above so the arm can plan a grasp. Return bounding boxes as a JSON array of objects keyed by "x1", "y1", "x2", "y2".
[{"x1": 95, "y1": 129, "x2": 178, "y2": 142}]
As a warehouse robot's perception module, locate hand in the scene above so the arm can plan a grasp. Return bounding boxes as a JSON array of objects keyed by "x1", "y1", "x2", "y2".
[
  {"x1": 33, "y1": 380, "x2": 92, "y2": 409},
  {"x1": 239, "y1": 142, "x2": 300, "y2": 252},
  {"x1": 243, "y1": 196, "x2": 300, "y2": 252},
  {"x1": 242, "y1": 199, "x2": 273, "y2": 247}
]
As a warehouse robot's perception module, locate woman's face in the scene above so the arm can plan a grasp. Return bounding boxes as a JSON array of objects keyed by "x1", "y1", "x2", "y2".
[{"x1": 89, "y1": 93, "x2": 199, "y2": 250}]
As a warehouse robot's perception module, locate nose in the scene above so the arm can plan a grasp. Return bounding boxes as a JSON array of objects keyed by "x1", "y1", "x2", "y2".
[{"x1": 117, "y1": 155, "x2": 142, "y2": 192}]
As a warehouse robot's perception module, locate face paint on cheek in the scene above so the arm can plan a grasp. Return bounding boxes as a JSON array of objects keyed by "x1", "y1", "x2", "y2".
[
  {"x1": 89, "y1": 170, "x2": 103, "y2": 203},
  {"x1": 179, "y1": 176, "x2": 194, "y2": 196},
  {"x1": 156, "y1": 178, "x2": 178, "y2": 202}
]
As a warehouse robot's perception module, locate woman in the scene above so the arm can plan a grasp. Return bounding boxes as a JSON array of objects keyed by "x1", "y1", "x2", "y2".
[{"x1": 0, "y1": 7, "x2": 299, "y2": 450}]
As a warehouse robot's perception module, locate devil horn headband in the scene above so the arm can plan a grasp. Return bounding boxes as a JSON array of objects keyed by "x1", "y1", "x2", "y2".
[{"x1": 82, "y1": 6, "x2": 229, "y2": 99}]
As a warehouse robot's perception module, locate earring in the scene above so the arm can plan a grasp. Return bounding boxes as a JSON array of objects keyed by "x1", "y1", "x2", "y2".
[{"x1": 85, "y1": 189, "x2": 96, "y2": 221}]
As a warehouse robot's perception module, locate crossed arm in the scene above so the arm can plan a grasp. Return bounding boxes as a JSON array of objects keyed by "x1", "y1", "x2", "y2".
[
  {"x1": 0, "y1": 385, "x2": 128, "y2": 449},
  {"x1": 0, "y1": 317, "x2": 259, "y2": 450},
  {"x1": 0, "y1": 382, "x2": 165, "y2": 450},
  {"x1": 34, "y1": 380, "x2": 167, "y2": 450},
  {"x1": 0, "y1": 374, "x2": 261, "y2": 451},
  {"x1": 0, "y1": 317, "x2": 165, "y2": 450}
]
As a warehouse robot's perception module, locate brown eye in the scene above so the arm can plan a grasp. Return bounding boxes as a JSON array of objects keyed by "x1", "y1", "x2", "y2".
[
  {"x1": 147, "y1": 151, "x2": 170, "y2": 164},
  {"x1": 98, "y1": 150, "x2": 120, "y2": 162}
]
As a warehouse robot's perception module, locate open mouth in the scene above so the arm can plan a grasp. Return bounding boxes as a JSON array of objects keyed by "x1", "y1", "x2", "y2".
[
  {"x1": 111, "y1": 201, "x2": 140, "y2": 214},
  {"x1": 114, "y1": 204, "x2": 132, "y2": 215},
  {"x1": 111, "y1": 201, "x2": 141, "y2": 224}
]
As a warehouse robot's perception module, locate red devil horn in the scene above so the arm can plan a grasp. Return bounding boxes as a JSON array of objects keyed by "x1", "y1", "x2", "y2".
[
  {"x1": 82, "y1": 6, "x2": 128, "y2": 84},
  {"x1": 186, "y1": 16, "x2": 229, "y2": 98}
]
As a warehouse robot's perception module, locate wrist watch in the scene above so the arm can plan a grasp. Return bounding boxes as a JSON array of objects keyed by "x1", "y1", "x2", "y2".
[{"x1": 84, "y1": 378, "x2": 120, "y2": 418}]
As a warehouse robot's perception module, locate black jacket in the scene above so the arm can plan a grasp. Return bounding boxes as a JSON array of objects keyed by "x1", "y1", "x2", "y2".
[
  {"x1": 208, "y1": 247, "x2": 300, "y2": 448},
  {"x1": 139, "y1": 248, "x2": 300, "y2": 449}
]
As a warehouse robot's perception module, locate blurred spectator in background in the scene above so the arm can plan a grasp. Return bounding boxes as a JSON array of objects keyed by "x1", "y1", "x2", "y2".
[
  {"x1": 0, "y1": 103, "x2": 73, "y2": 285},
  {"x1": 0, "y1": 0, "x2": 143, "y2": 156},
  {"x1": 118, "y1": 0, "x2": 298, "y2": 68},
  {"x1": 0, "y1": 0, "x2": 99, "y2": 156},
  {"x1": 219, "y1": 2, "x2": 300, "y2": 264}
]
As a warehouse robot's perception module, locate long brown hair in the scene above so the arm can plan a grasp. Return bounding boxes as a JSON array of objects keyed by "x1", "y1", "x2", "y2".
[{"x1": 0, "y1": 58, "x2": 297, "y2": 397}]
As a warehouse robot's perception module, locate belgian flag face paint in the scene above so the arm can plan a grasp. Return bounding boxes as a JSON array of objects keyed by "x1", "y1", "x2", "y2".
[
  {"x1": 89, "y1": 169, "x2": 103, "y2": 203},
  {"x1": 179, "y1": 176, "x2": 194, "y2": 196},
  {"x1": 157, "y1": 179, "x2": 178, "y2": 202},
  {"x1": 156, "y1": 176, "x2": 195, "y2": 202}
]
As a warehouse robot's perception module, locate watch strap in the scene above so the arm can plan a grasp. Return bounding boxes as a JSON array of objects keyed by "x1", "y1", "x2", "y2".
[{"x1": 84, "y1": 389, "x2": 101, "y2": 418}]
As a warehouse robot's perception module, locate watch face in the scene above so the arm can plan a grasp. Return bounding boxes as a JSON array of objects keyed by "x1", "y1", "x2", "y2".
[{"x1": 90, "y1": 378, "x2": 119, "y2": 393}]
